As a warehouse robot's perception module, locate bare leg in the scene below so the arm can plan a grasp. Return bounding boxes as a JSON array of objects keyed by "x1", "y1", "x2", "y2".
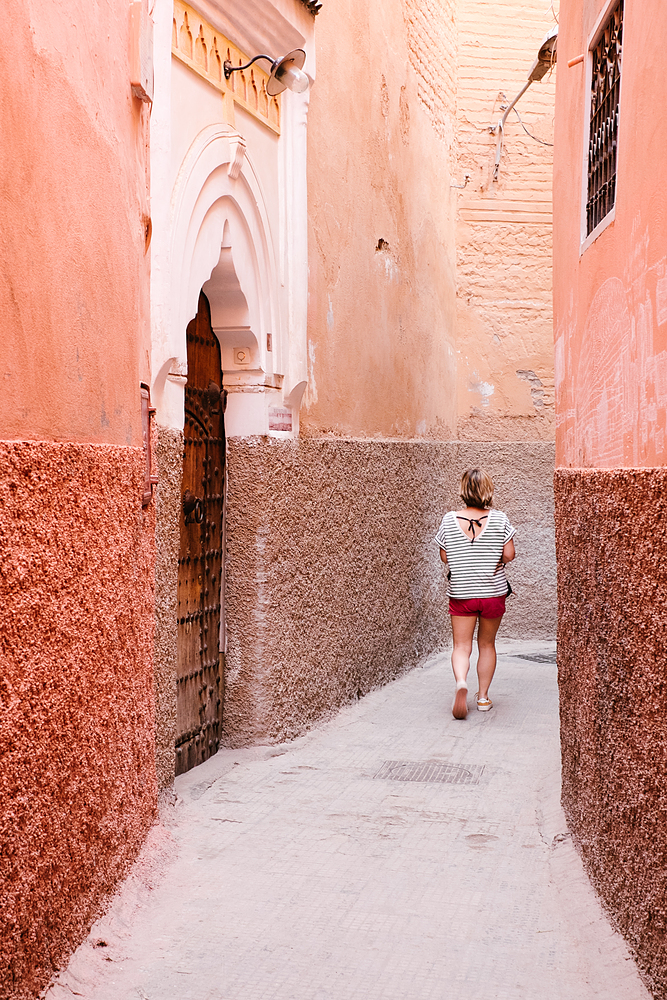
[
  {"x1": 476, "y1": 616, "x2": 503, "y2": 699},
  {"x1": 450, "y1": 615, "x2": 478, "y2": 683}
]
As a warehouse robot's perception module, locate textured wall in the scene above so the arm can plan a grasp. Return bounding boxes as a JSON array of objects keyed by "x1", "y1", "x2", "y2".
[
  {"x1": 455, "y1": 0, "x2": 556, "y2": 441},
  {"x1": 306, "y1": 0, "x2": 556, "y2": 446},
  {"x1": 556, "y1": 468, "x2": 667, "y2": 998},
  {"x1": 552, "y1": 5, "x2": 667, "y2": 992},
  {"x1": 0, "y1": 443, "x2": 157, "y2": 1000},
  {"x1": 404, "y1": 0, "x2": 457, "y2": 144},
  {"x1": 223, "y1": 438, "x2": 555, "y2": 746},
  {"x1": 153, "y1": 427, "x2": 183, "y2": 791}
]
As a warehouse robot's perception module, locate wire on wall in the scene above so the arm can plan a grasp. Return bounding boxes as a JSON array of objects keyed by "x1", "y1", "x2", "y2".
[{"x1": 512, "y1": 107, "x2": 554, "y2": 147}]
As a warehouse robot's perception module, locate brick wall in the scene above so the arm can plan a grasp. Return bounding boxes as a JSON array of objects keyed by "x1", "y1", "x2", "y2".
[
  {"x1": 403, "y1": 0, "x2": 457, "y2": 144},
  {"x1": 454, "y1": 0, "x2": 556, "y2": 441}
]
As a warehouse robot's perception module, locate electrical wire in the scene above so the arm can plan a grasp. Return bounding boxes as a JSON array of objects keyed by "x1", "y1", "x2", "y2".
[
  {"x1": 512, "y1": 107, "x2": 554, "y2": 147},
  {"x1": 548, "y1": 0, "x2": 559, "y2": 24}
]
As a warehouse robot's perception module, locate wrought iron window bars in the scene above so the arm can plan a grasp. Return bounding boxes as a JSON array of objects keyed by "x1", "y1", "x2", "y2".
[{"x1": 586, "y1": 0, "x2": 623, "y2": 237}]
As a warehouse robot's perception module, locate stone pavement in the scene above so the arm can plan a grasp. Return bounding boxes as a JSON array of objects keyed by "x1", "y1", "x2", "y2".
[{"x1": 47, "y1": 641, "x2": 650, "y2": 1000}]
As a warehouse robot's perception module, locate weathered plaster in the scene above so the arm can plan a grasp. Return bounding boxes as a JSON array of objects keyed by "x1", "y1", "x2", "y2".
[
  {"x1": 303, "y1": 0, "x2": 458, "y2": 440},
  {"x1": 455, "y1": 0, "x2": 556, "y2": 441},
  {"x1": 554, "y1": 0, "x2": 667, "y2": 469},
  {"x1": 153, "y1": 427, "x2": 184, "y2": 791},
  {"x1": 223, "y1": 438, "x2": 555, "y2": 746},
  {"x1": 0, "y1": 0, "x2": 151, "y2": 446},
  {"x1": 555, "y1": 468, "x2": 667, "y2": 998},
  {"x1": 553, "y1": 4, "x2": 667, "y2": 992},
  {"x1": 0, "y1": 442, "x2": 157, "y2": 1000}
]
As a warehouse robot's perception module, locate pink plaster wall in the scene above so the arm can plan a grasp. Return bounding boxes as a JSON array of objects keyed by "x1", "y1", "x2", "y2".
[
  {"x1": 554, "y1": 0, "x2": 667, "y2": 469},
  {"x1": 555, "y1": 469, "x2": 667, "y2": 996},
  {"x1": 0, "y1": 443, "x2": 157, "y2": 1000},
  {"x1": 0, "y1": 3, "x2": 156, "y2": 996},
  {"x1": 0, "y1": 0, "x2": 151, "y2": 446},
  {"x1": 306, "y1": 0, "x2": 557, "y2": 444},
  {"x1": 554, "y1": 2, "x2": 667, "y2": 992}
]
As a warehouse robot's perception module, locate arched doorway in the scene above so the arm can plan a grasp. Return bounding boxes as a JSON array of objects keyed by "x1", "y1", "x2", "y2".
[{"x1": 175, "y1": 291, "x2": 226, "y2": 775}]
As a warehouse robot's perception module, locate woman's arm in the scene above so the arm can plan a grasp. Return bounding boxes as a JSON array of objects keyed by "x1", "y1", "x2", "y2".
[
  {"x1": 501, "y1": 538, "x2": 516, "y2": 565},
  {"x1": 439, "y1": 547, "x2": 448, "y2": 564}
]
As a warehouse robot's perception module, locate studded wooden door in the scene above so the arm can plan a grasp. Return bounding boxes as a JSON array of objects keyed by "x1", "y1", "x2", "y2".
[{"x1": 176, "y1": 291, "x2": 225, "y2": 776}]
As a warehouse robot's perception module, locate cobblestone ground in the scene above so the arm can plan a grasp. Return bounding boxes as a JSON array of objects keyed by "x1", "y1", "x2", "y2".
[{"x1": 47, "y1": 641, "x2": 650, "y2": 1000}]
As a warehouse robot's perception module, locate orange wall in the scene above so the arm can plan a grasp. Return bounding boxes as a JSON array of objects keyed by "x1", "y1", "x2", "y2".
[
  {"x1": 306, "y1": 0, "x2": 557, "y2": 443},
  {"x1": 0, "y1": 4, "x2": 157, "y2": 995},
  {"x1": 554, "y1": 0, "x2": 667, "y2": 468},
  {"x1": 304, "y1": 0, "x2": 458, "y2": 440},
  {"x1": 0, "y1": 443, "x2": 157, "y2": 998},
  {"x1": 0, "y1": 0, "x2": 151, "y2": 446}
]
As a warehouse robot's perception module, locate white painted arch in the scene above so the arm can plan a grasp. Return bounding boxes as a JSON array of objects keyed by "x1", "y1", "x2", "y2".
[{"x1": 152, "y1": 124, "x2": 282, "y2": 432}]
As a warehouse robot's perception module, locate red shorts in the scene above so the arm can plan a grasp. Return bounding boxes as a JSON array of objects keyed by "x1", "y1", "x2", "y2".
[{"x1": 449, "y1": 596, "x2": 506, "y2": 619}]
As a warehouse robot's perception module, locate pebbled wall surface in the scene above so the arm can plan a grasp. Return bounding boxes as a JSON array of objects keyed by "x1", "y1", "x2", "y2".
[
  {"x1": 0, "y1": 442, "x2": 157, "y2": 1000},
  {"x1": 153, "y1": 427, "x2": 183, "y2": 792},
  {"x1": 555, "y1": 468, "x2": 667, "y2": 998},
  {"x1": 223, "y1": 438, "x2": 555, "y2": 746}
]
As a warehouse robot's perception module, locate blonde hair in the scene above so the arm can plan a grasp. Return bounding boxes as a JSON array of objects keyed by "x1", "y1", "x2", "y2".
[{"x1": 460, "y1": 468, "x2": 494, "y2": 509}]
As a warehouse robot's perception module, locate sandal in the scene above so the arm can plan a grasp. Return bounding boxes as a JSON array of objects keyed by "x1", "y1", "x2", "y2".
[
  {"x1": 476, "y1": 693, "x2": 493, "y2": 712},
  {"x1": 452, "y1": 680, "x2": 468, "y2": 720}
]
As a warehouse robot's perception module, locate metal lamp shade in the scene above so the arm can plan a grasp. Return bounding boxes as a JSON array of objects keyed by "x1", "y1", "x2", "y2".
[{"x1": 267, "y1": 49, "x2": 308, "y2": 96}]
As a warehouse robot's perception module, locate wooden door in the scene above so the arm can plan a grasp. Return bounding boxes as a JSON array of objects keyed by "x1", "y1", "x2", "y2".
[{"x1": 176, "y1": 291, "x2": 225, "y2": 775}]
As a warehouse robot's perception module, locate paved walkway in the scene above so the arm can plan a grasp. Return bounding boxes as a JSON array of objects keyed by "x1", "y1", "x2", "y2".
[{"x1": 48, "y1": 641, "x2": 650, "y2": 1000}]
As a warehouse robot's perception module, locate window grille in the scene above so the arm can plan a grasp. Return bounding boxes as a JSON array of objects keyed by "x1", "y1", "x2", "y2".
[{"x1": 586, "y1": 0, "x2": 623, "y2": 236}]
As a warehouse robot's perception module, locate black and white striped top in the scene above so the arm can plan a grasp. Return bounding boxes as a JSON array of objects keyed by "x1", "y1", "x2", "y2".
[{"x1": 434, "y1": 508, "x2": 516, "y2": 599}]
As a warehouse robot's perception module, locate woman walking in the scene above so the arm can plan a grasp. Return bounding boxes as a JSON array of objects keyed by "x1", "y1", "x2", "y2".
[{"x1": 435, "y1": 469, "x2": 516, "y2": 720}]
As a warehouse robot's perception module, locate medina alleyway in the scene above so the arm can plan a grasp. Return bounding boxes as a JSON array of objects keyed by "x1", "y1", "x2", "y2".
[{"x1": 47, "y1": 641, "x2": 648, "y2": 1000}]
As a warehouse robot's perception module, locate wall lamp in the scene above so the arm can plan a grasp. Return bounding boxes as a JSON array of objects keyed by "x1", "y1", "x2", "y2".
[
  {"x1": 223, "y1": 49, "x2": 309, "y2": 96},
  {"x1": 491, "y1": 25, "x2": 558, "y2": 181}
]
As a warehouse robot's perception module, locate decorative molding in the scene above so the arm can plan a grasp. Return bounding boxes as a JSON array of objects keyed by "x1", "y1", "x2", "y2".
[
  {"x1": 172, "y1": 0, "x2": 281, "y2": 134},
  {"x1": 227, "y1": 133, "x2": 246, "y2": 180}
]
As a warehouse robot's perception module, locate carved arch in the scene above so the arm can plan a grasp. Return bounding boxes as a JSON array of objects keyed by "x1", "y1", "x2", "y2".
[{"x1": 153, "y1": 125, "x2": 280, "y2": 421}]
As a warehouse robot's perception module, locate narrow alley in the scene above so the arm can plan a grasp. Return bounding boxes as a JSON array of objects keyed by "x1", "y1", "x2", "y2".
[
  {"x1": 47, "y1": 642, "x2": 648, "y2": 1000},
  {"x1": 5, "y1": 0, "x2": 667, "y2": 996}
]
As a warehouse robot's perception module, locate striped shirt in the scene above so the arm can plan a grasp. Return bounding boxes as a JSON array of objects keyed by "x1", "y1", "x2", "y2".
[{"x1": 434, "y1": 508, "x2": 516, "y2": 599}]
